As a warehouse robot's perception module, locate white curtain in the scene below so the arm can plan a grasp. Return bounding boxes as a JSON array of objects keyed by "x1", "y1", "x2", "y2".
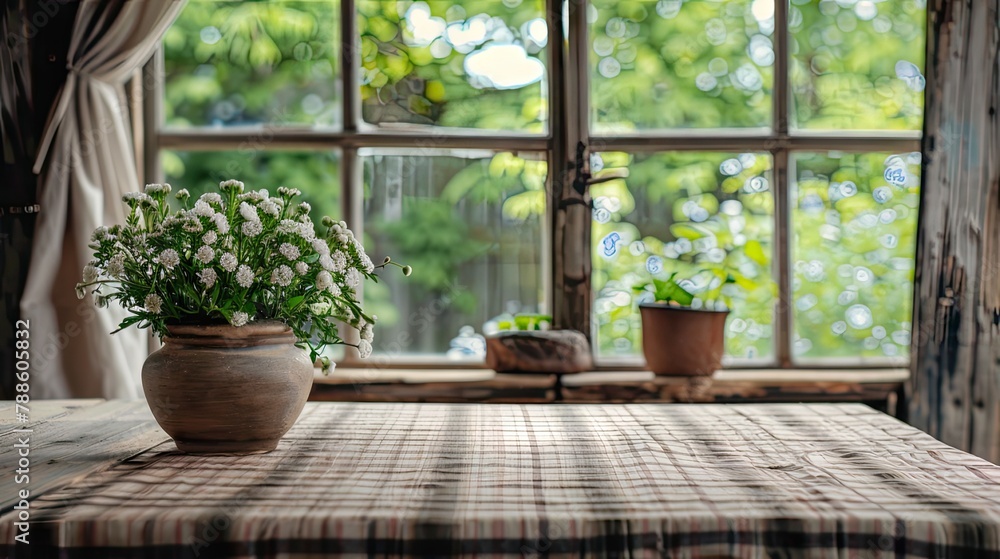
[{"x1": 22, "y1": 0, "x2": 185, "y2": 398}]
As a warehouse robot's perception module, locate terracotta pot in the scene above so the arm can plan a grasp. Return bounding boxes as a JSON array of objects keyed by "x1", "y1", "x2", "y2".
[
  {"x1": 141, "y1": 321, "x2": 314, "y2": 454},
  {"x1": 639, "y1": 303, "x2": 729, "y2": 376}
]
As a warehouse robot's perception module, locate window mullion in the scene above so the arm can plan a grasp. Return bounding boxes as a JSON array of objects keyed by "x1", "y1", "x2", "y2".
[
  {"x1": 341, "y1": 0, "x2": 358, "y2": 133},
  {"x1": 773, "y1": 149, "x2": 792, "y2": 368},
  {"x1": 773, "y1": 0, "x2": 790, "y2": 135},
  {"x1": 773, "y1": 0, "x2": 791, "y2": 367},
  {"x1": 552, "y1": 0, "x2": 593, "y2": 338},
  {"x1": 144, "y1": 50, "x2": 164, "y2": 185}
]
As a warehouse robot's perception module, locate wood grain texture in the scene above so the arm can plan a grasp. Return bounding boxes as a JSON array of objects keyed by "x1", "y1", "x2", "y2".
[
  {"x1": 908, "y1": 0, "x2": 1000, "y2": 461},
  {"x1": 311, "y1": 368, "x2": 903, "y2": 406},
  {"x1": 311, "y1": 371, "x2": 558, "y2": 403},
  {"x1": 562, "y1": 370, "x2": 905, "y2": 406},
  {"x1": 0, "y1": 400, "x2": 167, "y2": 510}
]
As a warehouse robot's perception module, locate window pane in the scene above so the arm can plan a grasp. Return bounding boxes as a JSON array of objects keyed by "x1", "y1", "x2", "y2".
[
  {"x1": 592, "y1": 152, "x2": 775, "y2": 362},
  {"x1": 162, "y1": 150, "x2": 341, "y2": 221},
  {"x1": 590, "y1": 1, "x2": 773, "y2": 132},
  {"x1": 164, "y1": 1, "x2": 341, "y2": 128},
  {"x1": 362, "y1": 151, "x2": 547, "y2": 358},
  {"x1": 790, "y1": 0, "x2": 926, "y2": 131},
  {"x1": 791, "y1": 152, "x2": 920, "y2": 362},
  {"x1": 358, "y1": 1, "x2": 548, "y2": 132}
]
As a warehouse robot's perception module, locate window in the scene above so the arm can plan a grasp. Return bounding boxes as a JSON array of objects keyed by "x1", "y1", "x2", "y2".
[{"x1": 153, "y1": 0, "x2": 926, "y2": 369}]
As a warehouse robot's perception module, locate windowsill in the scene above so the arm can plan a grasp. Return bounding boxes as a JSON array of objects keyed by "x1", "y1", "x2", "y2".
[
  {"x1": 314, "y1": 368, "x2": 908, "y2": 384},
  {"x1": 310, "y1": 368, "x2": 908, "y2": 410}
]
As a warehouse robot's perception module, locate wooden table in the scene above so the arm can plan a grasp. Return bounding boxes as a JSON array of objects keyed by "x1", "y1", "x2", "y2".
[{"x1": 2, "y1": 400, "x2": 1000, "y2": 558}]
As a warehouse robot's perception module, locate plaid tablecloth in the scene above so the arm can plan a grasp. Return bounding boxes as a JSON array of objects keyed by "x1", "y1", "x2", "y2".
[{"x1": 3, "y1": 402, "x2": 1000, "y2": 558}]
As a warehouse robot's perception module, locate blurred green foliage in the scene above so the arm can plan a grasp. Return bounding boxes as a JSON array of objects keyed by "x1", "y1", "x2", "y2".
[
  {"x1": 593, "y1": 151, "x2": 777, "y2": 360},
  {"x1": 162, "y1": 0, "x2": 925, "y2": 362}
]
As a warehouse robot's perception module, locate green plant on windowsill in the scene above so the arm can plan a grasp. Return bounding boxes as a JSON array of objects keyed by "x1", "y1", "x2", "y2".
[
  {"x1": 633, "y1": 265, "x2": 735, "y2": 377},
  {"x1": 632, "y1": 270, "x2": 734, "y2": 310},
  {"x1": 493, "y1": 313, "x2": 553, "y2": 332}
]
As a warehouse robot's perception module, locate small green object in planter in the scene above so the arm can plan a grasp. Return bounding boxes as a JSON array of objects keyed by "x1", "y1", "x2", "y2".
[{"x1": 495, "y1": 313, "x2": 553, "y2": 332}]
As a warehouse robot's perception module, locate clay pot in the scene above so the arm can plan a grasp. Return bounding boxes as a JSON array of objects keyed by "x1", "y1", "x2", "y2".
[
  {"x1": 141, "y1": 321, "x2": 314, "y2": 454},
  {"x1": 639, "y1": 303, "x2": 729, "y2": 376}
]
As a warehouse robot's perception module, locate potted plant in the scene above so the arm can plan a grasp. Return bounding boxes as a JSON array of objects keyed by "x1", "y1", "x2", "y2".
[
  {"x1": 76, "y1": 181, "x2": 409, "y2": 454},
  {"x1": 635, "y1": 272, "x2": 730, "y2": 376}
]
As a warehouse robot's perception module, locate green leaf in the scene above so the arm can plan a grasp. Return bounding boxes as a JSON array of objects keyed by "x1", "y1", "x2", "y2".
[
  {"x1": 745, "y1": 240, "x2": 768, "y2": 266},
  {"x1": 652, "y1": 276, "x2": 694, "y2": 306}
]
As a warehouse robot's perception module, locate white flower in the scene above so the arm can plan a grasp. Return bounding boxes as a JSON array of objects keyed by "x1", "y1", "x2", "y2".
[
  {"x1": 203, "y1": 230, "x2": 218, "y2": 245},
  {"x1": 144, "y1": 293, "x2": 163, "y2": 314},
  {"x1": 311, "y1": 238, "x2": 330, "y2": 256},
  {"x1": 277, "y1": 219, "x2": 300, "y2": 234},
  {"x1": 144, "y1": 183, "x2": 171, "y2": 195},
  {"x1": 329, "y1": 283, "x2": 342, "y2": 297},
  {"x1": 193, "y1": 200, "x2": 215, "y2": 217},
  {"x1": 279, "y1": 243, "x2": 300, "y2": 261},
  {"x1": 278, "y1": 186, "x2": 302, "y2": 197},
  {"x1": 297, "y1": 202, "x2": 311, "y2": 215},
  {"x1": 260, "y1": 199, "x2": 281, "y2": 218},
  {"x1": 357, "y1": 339, "x2": 372, "y2": 358},
  {"x1": 239, "y1": 201, "x2": 259, "y2": 222},
  {"x1": 271, "y1": 265, "x2": 294, "y2": 287},
  {"x1": 295, "y1": 261, "x2": 309, "y2": 275},
  {"x1": 355, "y1": 244, "x2": 374, "y2": 273},
  {"x1": 235, "y1": 265, "x2": 255, "y2": 288},
  {"x1": 82, "y1": 263, "x2": 99, "y2": 283},
  {"x1": 212, "y1": 214, "x2": 230, "y2": 235},
  {"x1": 219, "y1": 179, "x2": 244, "y2": 193},
  {"x1": 219, "y1": 253, "x2": 238, "y2": 272},
  {"x1": 331, "y1": 251, "x2": 347, "y2": 273},
  {"x1": 200, "y1": 192, "x2": 223, "y2": 205},
  {"x1": 199, "y1": 268, "x2": 217, "y2": 288},
  {"x1": 310, "y1": 301, "x2": 331, "y2": 316},
  {"x1": 242, "y1": 220, "x2": 263, "y2": 237},
  {"x1": 183, "y1": 218, "x2": 203, "y2": 233},
  {"x1": 158, "y1": 249, "x2": 180, "y2": 269},
  {"x1": 160, "y1": 215, "x2": 181, "y2": 230},
  {"x1": 196, "y1": 245, "x2": 215, "y2": 264},
  {"x1": 361, "y1": 324, "x2": 374, "y2": 342},
  {"x1": 316, "y1": 270, "x2": 333, "y2": 292},
  {"x1": 346, "y1": 268, "x2": 362, "y2": 288},
  {"x1": 75, "y1": 285, "x2": 86, "y2": 300},
  {"x1": 319, "y1": 254, "x2": 335, "y2": 271},
  {"x1": 106, "y1": 254, "x2": 125, "y2": 278},
  {"x1": 297, "y1": 221, "x2": 316, "y2": 241},
  {"x1": 90, "y1": 226, "x2": 110, "y2": 243},
  {"x1": 231, "y1": 311, "x2": 249, "y2": 327}
]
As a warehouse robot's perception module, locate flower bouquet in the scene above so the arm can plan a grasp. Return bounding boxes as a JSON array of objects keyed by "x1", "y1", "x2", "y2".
[
  {"x1": 75, "y1": 180, "x2": 409, "y2": 453},
  {"x1": 77, "y1": 180, "x2": 409, "y2": 371}
]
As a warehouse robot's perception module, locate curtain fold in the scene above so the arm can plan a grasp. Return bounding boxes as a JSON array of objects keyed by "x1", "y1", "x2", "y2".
[{"x1": 22, "y1": 0, "x2": 185, "y2": 398}]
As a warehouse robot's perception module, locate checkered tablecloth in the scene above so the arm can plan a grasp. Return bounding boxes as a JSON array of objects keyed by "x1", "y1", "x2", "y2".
[{"x1": 3, "y1": 402, "x2": 1000, "y2": 558}]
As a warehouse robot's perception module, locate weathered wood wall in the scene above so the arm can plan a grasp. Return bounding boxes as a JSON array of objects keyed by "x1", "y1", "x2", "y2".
[{"x1": 908, "y1": 0, "x2": 1000, "y2": 462}]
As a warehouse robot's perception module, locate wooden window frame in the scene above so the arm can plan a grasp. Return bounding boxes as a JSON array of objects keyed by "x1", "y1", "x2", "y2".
[{"x1": 145, "y1": 0, "x2": 924, "y2": 371}]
